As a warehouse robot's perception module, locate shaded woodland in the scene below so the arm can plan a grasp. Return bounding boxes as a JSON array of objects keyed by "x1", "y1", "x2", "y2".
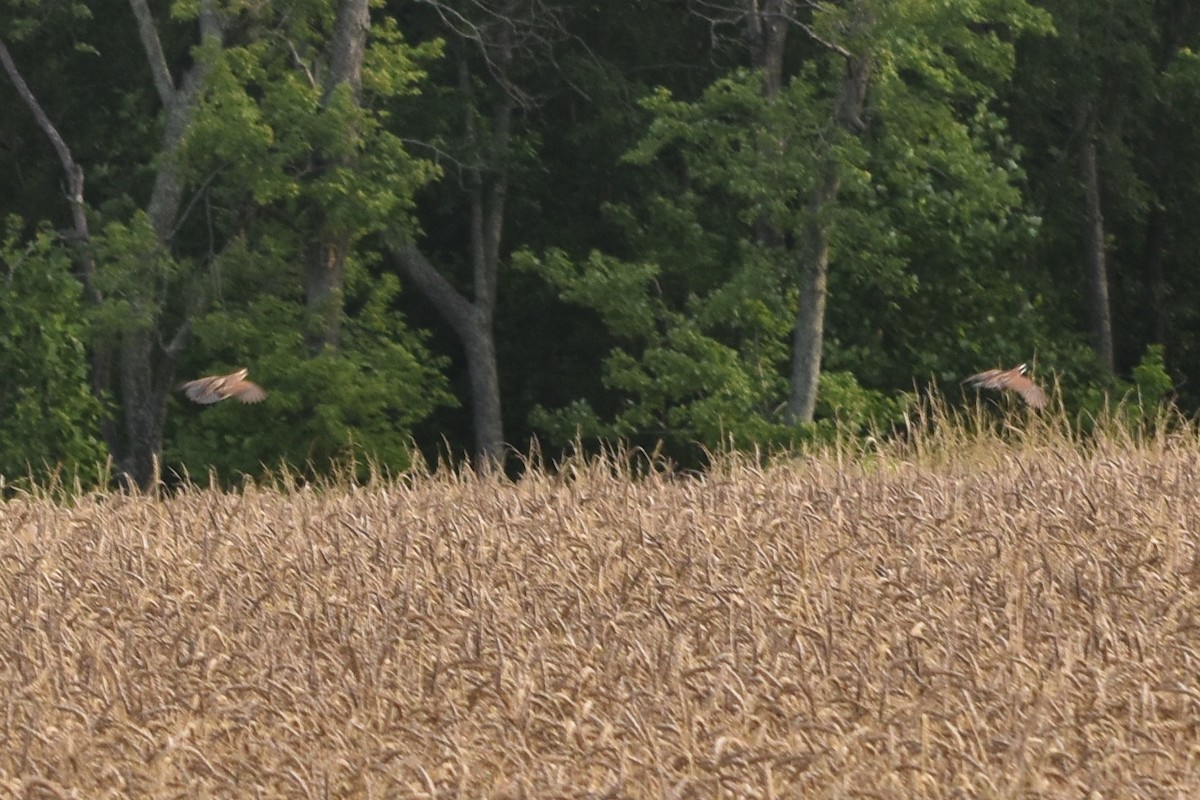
[{"x1": 1, "y1": 0, "x2": 1198, "y2": 486}]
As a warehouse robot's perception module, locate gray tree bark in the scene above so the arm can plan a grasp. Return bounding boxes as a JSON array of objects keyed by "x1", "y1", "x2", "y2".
[
  {"x1": 116, "y1": 0, "x2": 222, "y2": 489},
  {"x1": 746, "y1": 0, "x2": 789, "y2": 97},
  {"x1": 1079, "y1": 120, "x2": 1114, "y2": 372},
  {"x1": 735, "y1": 0, "x2": 872, "y2": 424},
  {"x1": 786, "y1": 53, "x2": 871, "y2": 424},
  {"x1": 305, "y1": 0, "x2": 370, "y2": 352},
  {"x1": 392, "y1": 29, "x2": 514, "y2": 471}
]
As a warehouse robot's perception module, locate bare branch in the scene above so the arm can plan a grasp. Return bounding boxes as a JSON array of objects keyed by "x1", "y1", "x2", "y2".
[
  {"x1": 0, "y1": 39, "x2": 83, "y2": 208},
  {"x1": 414, "y1": 0, "x2": 571, "y2": 109},
  {"x1": 287, "y1": 40, "x2": 319, "y2": 89},
  {"x1": 791, "y1": 0, "x2": 862, "y2": 57},
  {"x1": 168, "y1": 168, "x2": 222, "y2": 242},
  {"x1": 129, "y1": 0, "x2": 177, "y2": 104},
  {"x1": 688, "y1": 0, "x2": 854, "y2": 59},
  {"x1": 783, "y1": 10, "x2": 852, "y2": 58},
  {"x1": 0, "y1": 37, "x2": 100, "y2": 303},
  {"x1": 400, "y1": 138, "x2": 471, "y2": 173},
  {"x1": 162, "y1": 319, "x2": 192, "y2": 361}
]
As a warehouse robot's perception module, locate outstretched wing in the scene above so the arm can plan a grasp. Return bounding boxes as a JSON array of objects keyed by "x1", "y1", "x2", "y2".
[
  {"x1": 963, "y1": 368, "x2": 1005, "y2": 390},
  {"x1": 1005, "y1": 373, "x2": 1048, "y2": 409},
  {"x1": 181, "y1": 368, "x2": 266, "y2": 404},
  {"x1": 964, "y1": 364, "x2": 1047, "y2": 409},
  {"x1": 226, "y1": 379, "x2": 267, "y2": 403},
  {"x1": 182, "y1": 375, "x2": 228, "y2": 404}
]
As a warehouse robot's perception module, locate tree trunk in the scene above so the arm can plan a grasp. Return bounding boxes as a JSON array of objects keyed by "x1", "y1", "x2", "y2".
[
  {"x1": 746, "y1": 0, "x2": 789, "y2": 97},
  {"x1": 117, "y1": 327, "x2": 179, "y2": 490},
  {"x1": 747, "y1": 0, "x2": 789, "y2": 254},
  {"x1": 787, "y1": 179, "x2": 833, "y2": 424},
  {"x1": 306, "y1": 236, "x2": 351, "y2": 351},
  {"x1": 305, "y1": 0, "x2": 370, "y2": 352},
  {"x1": 392, "y1": 243, "x2": 506, "y2": 471},
  {"x1": 113, "y1": 0, "x2": 219, "y2": 488},
  {"x1": 326, "y1": 0, "x2": 368, "y2": 103},
  {"x1": 1079, "y1": 124, "x2": 1114, "y2": 372},
  {"x1": 463, "y1": 321, "x2": 505, "y2": 467},
  {"x1": 786, "y1": 54, "x2": 871, "y2": 423},
  {"x1": 391, "y1": 33, "x2": 512, "y2": 471}
]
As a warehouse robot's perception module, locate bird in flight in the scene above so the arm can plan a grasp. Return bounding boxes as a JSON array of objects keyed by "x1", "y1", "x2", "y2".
[
  {"x1": 181, "y1": 367, "x2": 267, "y2": 405},
  {"x1": 963, "y1": 363, "x2": 1048, "y2": 409}
]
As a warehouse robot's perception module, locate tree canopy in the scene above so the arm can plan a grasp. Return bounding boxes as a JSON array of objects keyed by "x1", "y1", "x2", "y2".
[{"x1": 1, "y1": 0, "x2": 1197, "y2": 485}]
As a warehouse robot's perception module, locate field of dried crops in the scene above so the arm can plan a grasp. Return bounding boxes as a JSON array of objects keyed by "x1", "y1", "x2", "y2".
[{"x1": 3, "y1": 424, "x2": 1200, "y2": 798}]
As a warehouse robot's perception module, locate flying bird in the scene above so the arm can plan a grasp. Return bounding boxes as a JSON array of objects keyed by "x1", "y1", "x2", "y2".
[
  {"x1": 963, "y1": 363, "x2": 1047, "y2": 409},
  {"x1": 181, "y1": 367, "x2": 267, "y2": 405}
]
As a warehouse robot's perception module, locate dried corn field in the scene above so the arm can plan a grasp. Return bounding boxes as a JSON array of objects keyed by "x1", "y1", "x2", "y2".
[{"x1": 5, "y1": 428, "x2": 1200, "y2": 798}]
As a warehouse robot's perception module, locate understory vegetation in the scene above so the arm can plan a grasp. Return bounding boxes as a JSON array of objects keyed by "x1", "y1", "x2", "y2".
[{"x1": 3, "y1": 406, "x2": 1199, "y2": 797}]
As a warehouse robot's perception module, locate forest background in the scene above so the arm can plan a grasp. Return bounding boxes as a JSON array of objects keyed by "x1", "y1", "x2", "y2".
[{"x1": 0, "y1": 0, "x2": 1196, "y2": 489}]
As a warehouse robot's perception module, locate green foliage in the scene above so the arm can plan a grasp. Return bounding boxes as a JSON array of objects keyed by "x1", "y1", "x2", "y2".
[
  {"x1": 1131, "y1": 344, "x2": 1174, "y2": 408},
  {"x1": 521, "y1": 240, "x2": 784, "y2": 452},
  {"x1": 180, "y1": 26, "x2": 442, "y2": 235},
  {"x1": 824, "y1": 0, "x2": 1057, "y2": 386},
  {"x1": 0, "y1": 0, "x2": 92, "y2": 41},
  {"x1": 629, "y1": 69, "x2": 829, "y2": 236},
  {"x1": 148, "y1": 2, "x2": 452, "y2": 482},
  {"x1": 523, "y1": 242, "x2": 911, "y2": 456},
  {"x1": 522, "y1": 0, "x2": 1054, "y2": 460},
  {"x1": 516, "y1": 248, "x2": 660, "y2": 338},
  {"x1": 166, "y1": 269, "x2": 454, "y2": 483},
  {"x1": 1061, "y1": 344, "x2": 1177, "y2": 440},
  {"x1": 815, "y1": 371, "x2": 912, "y2": 432},
  {"x1": 0, "y1": 218, "x2": 106, "y2": 485},
  {"x1": 90, "y1": 213, "x2": 180, "y2": 333}
]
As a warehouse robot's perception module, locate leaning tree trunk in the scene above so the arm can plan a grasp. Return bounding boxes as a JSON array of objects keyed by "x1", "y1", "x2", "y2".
[
  {"x1": 0, "y1": 37, "x2": 118, "y2": 451},
  {"x1": 786, "y1": 54, "x2": 871, "y2": 424},
  {"x1": 1079, "y1": 114, "x2": 1114, "y2": 373},
  {"x1": 392, "y1": 34, "x2": 512, "y2": 471},
  {"x1": 392, "y1": 243, "x2": 506, "y2": 471},
  {"x1": 6, "y1": 5, "x2": 216, "y2": 489}
]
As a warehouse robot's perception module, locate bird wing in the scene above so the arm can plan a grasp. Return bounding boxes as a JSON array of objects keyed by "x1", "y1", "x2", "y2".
[
  {"x1": 182, "y1": 376, "x2": 227, "y2": 404},
  {"x1": 963, "y1": 368, "x2": 1005, "y2": 389},
  {"x1": 181, "y1": 369, "x2": 264, "y2": 404},
  {"x1": 227, "y1": 379, "x2": 267, "y2": 403},
  {"x1": 964, "y1": 367, "x2": 1047, "y2": 409},
  {"x1": 1006, "y1": 374, "x2": 1048, "y2": 409}
]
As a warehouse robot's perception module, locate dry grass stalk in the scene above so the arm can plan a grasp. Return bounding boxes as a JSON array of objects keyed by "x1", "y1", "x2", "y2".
[{"x1": 3, "y1": 418, "x2": 1200, "y2": 797}]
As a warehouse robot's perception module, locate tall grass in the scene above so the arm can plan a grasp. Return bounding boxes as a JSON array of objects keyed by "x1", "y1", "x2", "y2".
[{"x1": 2, "y1": 401, "x2": 1200, "y2": 797}]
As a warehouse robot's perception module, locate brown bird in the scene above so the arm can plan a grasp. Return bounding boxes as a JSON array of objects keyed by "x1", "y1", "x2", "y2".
[
  {"x1": 181, "y1": 367, "x2": 267, "y2": 405},
  {"x1": 963, "y1": 363, "x2": 1048, "y2": 409}
]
